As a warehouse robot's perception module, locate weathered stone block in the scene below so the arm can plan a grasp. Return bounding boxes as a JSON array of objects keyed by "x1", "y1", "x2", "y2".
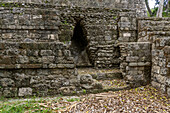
[
  {"x1": 58, "y1": 86, "x2": 76, "y2": 95},
  {"x1": 96, "y1": 73, "x2": 106, "y2": 80},
  {"x1": 166, "y1": 78, "x2": 170, "y2": 86},
  {"x1": 160, "y1": 85, "x2": 166, "y2": 94},
  {"x1": 0, "y1": 78, "x2": 15, "y2": 87},
  {"x1": 151, "y1": 81, "x2": 161, "y2": 89},
  {"x1": 17, "y1": 56, "x2": 29, "y2": 64},
  {"x1": 14, "y1": 73, "x2": 30, "y2": 87},
  {"x1": 18, "y1": 88, "x2": 32, "y2": 97},
  {"x1": 167, "y1": 87, "x2": 170, "y2": 97},
  {"x1": 40, "y1": 50, "x2": 53, "y2": 56},
  {"x1": 42, "y1": 56, "x2": 55, "y2": 63},
  {"x1": 32, "y1": 84, "x2": 49, "y2": 96},
  {"x1": 3, "y1": 88, "x2": 17, "y2": 97}
]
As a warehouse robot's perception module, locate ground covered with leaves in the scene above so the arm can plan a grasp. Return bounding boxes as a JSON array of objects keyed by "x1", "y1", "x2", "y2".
[{"x1": 0, "y1": 85, "x2": 169, "y2": 113}]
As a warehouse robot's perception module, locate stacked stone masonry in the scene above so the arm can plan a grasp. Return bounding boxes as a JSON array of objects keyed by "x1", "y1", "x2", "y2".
[
  {"x1": 138, "y1": 18, "x2": 170, "y2": 42},
  {"x1": 119, "y1": 42, "x2": 151, "y2": 87},
  {"x1": 120, "y1": 18, "x2": 170, "y2": 97},
  {"x1": 0, "y1": 3, "x2": 135, "y2": 67},
  {"x1": 0, "y1": 42, "x2": 76, "y2": 97},
  {"x1": 0, "y1": 1, "x2": 170, "y2": 97},
  {"x1": 0, "y1": 42, "x2": 102, "y2": 97},
  {"x1": 152, "y1": 38, "x2": 170, "y2": 97},
  {"x1": 137, "y1": 18, "x2": 170, "y2": 96},
  {"x1": 0, "y1": 42, "x2": 74, "y2": 69}
]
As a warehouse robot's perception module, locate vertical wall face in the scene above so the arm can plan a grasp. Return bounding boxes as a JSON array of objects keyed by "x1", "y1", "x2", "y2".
[
  {"x1": 0, "y1": 4, "x2": 59, "y2": 42},
  {"x1": 0, "y1": 2, "x2": 126, "y2": 68},
  {"x1": 119, "y1": 17, "x2": 170, "y2": 97},
  {"x1": 0, "y1": 1, "x2": 147, "y2": 68},
  {"x1": 1, "y1": 1, "x2": 170, "y2": 98},
  {"x1": 58, "y1": 7, "x2": 126, "y2": 68},
  {"x1": 138, "y1": 18, "x2": 170, "y2": 42},
  {"x1": 118, "y1": 11, "x2": 138, "y2": 43},
  {"x1": 1, "y1": 0, "x2": 147, "y2": 16},
  {"x1": 119, "y1": 42, "x2": 152, "y2": 87},
  {"x1": 0, "y1": 42, "x2": 78, "y2": 97},
  {"x1": 137, "y1": 18, "x2": 170, "y2": 97},
  {"x1": 0, "y1": 1, "x2": 137, "y2": 97},
  {"x1": 152, "y1": 38, "x2": 170, "y2": 97}
]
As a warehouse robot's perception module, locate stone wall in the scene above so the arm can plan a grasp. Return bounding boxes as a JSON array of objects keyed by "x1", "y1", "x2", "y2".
[
  {"x1": 0, "y1": 42, "x2": 75, "y2": 97},
  {"x1": 0, "y1": 1, "x2": 170, "y2": 97},
  {"x1": 0, "y1": 5, "x2": 58, "y2": 42},
  {"x1": 0, "y1": 42, "x2": 74, "y2": 69},
  {"x1": 0, "y1": 1, "x2": 133, "y2": 97},
  {"x1": 0, "y1": 2, "x2": 134, "y2": 68},
  {"x1": 58, "y1": 6, "x2": 121, "y2": 67},
  {"x1": 119, "y1": 42, "x2": 151, "y2": 87},
  {"x1": 138, "y1": 18, "x2": 170, "y2": 42},
  {"x1": 1, "y1": 0, "x2": 147, "y2": 16},
  {"x1": 119, "y1": 17, "x2": 170, "y2": 97},
  {"x1": 137, "y1": 18, "x2": 170, "y2": 97},
  {"x1": 0, "y1": 1, "x2": 147, "y2": 68},
  {"x1": 118, "y1": 11, "x2": 138, "y2": 43},
  {"x1": 151, "y1": 37, "x2": 170, "y2": 97},
  {"x1": 0, "y1": 42, "x2": 102, "y2": 97}
]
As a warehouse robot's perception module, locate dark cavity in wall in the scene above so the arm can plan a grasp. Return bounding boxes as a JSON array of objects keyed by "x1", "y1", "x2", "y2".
[
  {"x1": 70, "y1": 20, "x2": 92, "y2": 67},
  {"x1": 113, "y1": 46, "x2": 121, "y2": 67}
]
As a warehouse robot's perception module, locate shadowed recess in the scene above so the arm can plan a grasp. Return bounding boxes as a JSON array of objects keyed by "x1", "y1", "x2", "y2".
[{"x1": 70, "y1": 20, "x2": 91, "y2": 67}]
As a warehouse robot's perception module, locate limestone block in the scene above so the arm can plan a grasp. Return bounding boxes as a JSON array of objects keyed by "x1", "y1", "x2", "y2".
[
  {"x1": 18, "y1": 55, "x2": 29, "y2": 64},
  {"x1": 27, "y1": 50, "x2": 39, "y2": 57},
  {"x1": 42, "y1": 56, "x2": 55, "y2": 63},
  {"x1": 160, "y1": 68, "x2": 168, "y2": 75},
  {"x1": 167, "y1": 87, "x2": 170, "y2": 97},
  {"x1": 153, "y1": 66, "x2": 160, "y2": 74},
  {"x1": 3, "y1": 88, "x2": 17, "y2": 97},
  {"x1": 0, "y1": 71, "x2": 11, "y2": 78},
  {"x1": 0, "y1": 78, "x2": 15, "y2": 87},
  {"x1": 48, "y1": 64, "x2": 57, "y2": 68},
  {"x1": 151, "y1": 81, "x2": 161, "y2": 89},
  {"x1": 160, "y1": 85, "x2": 166, "y2": 93},
  {"x1": 96, "y1": 73, "x2": 106, "y2": 80},
  {"x1": 29, "y1": 57, "x2": 42, "y2": 63},
  {"x1": 166, "y1": 78, "x2": 170, "y2": 86},
  {"x1": 126, "y1": 56, "x2": 139, "y2": 62},
  {"x1": 30, "y1": 76, "x2": 45, "y2": 84},
  {"x1": 40, "y1": 50, "x2": 53, "y2": 56},
  {"x1": 58, "y1": 86, "x2": 76, "y2": 95},
  {"x1": 14, "y1": 73, "x2": 30, "y2": 87},
  {"x1": 123, "y1": 33, "x2": 131, "y2": 37},
  {"x1": 32, "y1": 84, "x2": 49, "y2": 96},
  {"x1": 78, "y1": 74, "x2": 93, "y2": 84},
  {"x1": 18, "y1": 88, "x2": 32, "y2": 97},
  {"x1": 129, "y1": 63, "x2": 138, "y2": 67}
]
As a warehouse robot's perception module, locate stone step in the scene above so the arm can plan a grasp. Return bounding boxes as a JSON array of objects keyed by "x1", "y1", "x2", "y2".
[
  {"x1": 77, "y1": 68, "x2": 123, "y2": 80},
  {"x1": 76, "y1": 68, "x2": 129, "y2": 94}
]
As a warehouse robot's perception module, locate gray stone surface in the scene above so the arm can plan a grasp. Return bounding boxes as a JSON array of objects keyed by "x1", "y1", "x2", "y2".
[
  {"x1": 151, "y1": 37, "x2": 170, "y2": 97},
  {"x1": 119, "y1": 42, "x2": 151, "y2": 87},
  {"x1": 18, "y1": 88, "x2": 33, "y2": 97},
  {"x1": 167, "y1": 87, "x2": 170, "y2": 97},
  {"x1": 0, "y1": 1, "x2": 169, "y2": 97}
]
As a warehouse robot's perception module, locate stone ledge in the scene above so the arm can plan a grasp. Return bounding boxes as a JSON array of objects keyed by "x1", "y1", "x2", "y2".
[
  {"x1": 0, "y1": 42, "x2": 75, "y2": 69},
  {"x1": 129, "y1": 62, "x2": 151, "y2": 67}
]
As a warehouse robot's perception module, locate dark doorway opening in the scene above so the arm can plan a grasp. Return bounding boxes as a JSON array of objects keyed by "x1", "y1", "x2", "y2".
[{"x1": 70, "y1": 20, "x2": 92, "y2": 67}]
